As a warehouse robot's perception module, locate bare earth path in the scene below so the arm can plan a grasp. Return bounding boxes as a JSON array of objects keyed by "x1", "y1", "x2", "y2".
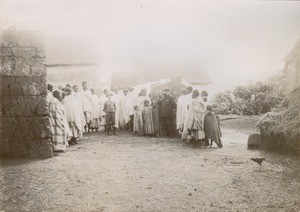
[{"x1": 1, "y1": 121, "x2": 300, "y2": 211}]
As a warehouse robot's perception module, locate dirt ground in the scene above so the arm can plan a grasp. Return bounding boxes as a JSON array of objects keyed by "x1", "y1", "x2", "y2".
[{"x1": 1, "y1": 117, "x2": 300, "y2": 212}]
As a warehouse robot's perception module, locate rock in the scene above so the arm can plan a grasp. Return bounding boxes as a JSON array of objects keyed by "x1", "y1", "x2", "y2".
[{"x1": 247, "y1": 134, "x2": 261, "y2": 149}]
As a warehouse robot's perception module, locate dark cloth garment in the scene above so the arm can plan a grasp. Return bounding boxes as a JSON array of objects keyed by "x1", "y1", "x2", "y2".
[
  {"x1": 103, "y1": 100, "x2": 116, "y2": 112},
  {"x1": 204, "y1": 112, "x2": 223, "y2": 148},
  {"x1": 128, "y1": 115, "x2": 134, "y2": 131},
  {"x1": 105, "y1": 112, "x2": 116, "y2": 125},
  {"x1": 142, "y1": 106, "x2": 154, "y2": 135},
  {"x1": 158, "y1": 94, "x2": 176, "y2": 117},
  {"x1": 160, "y1": 116, "x2": 174, "y2": 137},
  {"x1": 152, "y1": 106, "x2": 160, "y2": 134}
]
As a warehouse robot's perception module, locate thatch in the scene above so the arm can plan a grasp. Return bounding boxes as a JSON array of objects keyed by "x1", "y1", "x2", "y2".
[
  {"x1": 283, "y1": 39, "x2": 300, "y2": 92},
  {"x1": 256, "y1": 88, "x2": 300, "y2": 154}
]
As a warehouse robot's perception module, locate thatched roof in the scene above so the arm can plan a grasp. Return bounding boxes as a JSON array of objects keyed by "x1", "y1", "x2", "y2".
[
  {"x1": 283, "y1": 39, "x2": 300, "y2": 92},
  {"x1": 111, "y1": 62, "x2": 211, "y2": 88},
  {"x1": 256, "y1": 87, "x2": 300, "y2": 154}
]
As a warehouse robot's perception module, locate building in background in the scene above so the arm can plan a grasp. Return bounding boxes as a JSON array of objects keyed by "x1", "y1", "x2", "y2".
[
  {"x1": 45, "y1": 36, "x2": 108, "y2": 93},
  {"x1": 111, "y1": 61, "x2": 212, "y2": 93}
]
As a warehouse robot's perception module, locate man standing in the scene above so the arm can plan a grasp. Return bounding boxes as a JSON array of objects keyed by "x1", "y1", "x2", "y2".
[
  {"x1": 176, "y1": 86, "x2": 193, "y2": 140},
  {"x1": 112, "y1": 88, "x2": 121, "y2": 131},
  {"x1": 73, "y1": 85, "x2": 85, "y2": 136},
  {"x1": 63, "y1": 88, "x2": 81, "y2": 143},
  {"x1": 80, "y1": 81, "x2": 93, "y2": 133},
  {"x1": 158, "y1": 88, "x2": 176, "y2": 138},
  {"x1": 49, "y1": 90, "x2": 69, "y2": 152},
  {"x1": 119, "y1": 89, "x2": 129, "y2": 129}
]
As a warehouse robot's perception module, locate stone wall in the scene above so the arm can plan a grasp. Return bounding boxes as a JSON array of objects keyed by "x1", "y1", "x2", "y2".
[{"x1": 0, "y1": 30, "x2": 53, "y2": 158}]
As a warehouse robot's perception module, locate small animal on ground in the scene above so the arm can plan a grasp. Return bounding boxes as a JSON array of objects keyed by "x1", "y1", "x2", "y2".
[{"x1": 251, "y1": 158, "x2": 266, "y2": 166}]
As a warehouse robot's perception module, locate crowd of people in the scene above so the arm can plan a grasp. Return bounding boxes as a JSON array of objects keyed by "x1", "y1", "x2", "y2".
[{"x1": 47, "y1": 81, "x2": 222, "y2": 153}]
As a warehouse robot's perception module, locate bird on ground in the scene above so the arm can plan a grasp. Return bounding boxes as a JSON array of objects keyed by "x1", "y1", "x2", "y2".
[{"x1": 251, "y1": 158, "x2": 266, "y2": 166}]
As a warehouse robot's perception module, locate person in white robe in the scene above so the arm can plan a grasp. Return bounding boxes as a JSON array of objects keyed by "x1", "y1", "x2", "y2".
[
  {"x1": 99, "y1": 89, "x2": 109, "y2": 131},
  {"x1": 126, "y1": 86, "x2": 138, "y2": 131},
  {"x1": 90, "y1": 88, "x2": 101, "y2": 131},
  {"x1": 80, "y1": 81, "x2": 93, "y2": 133},
  {"x1": 72, "y1": 85, "x2": 85, "y2": 138},
  {"x1": 112, "y1": 88, "x2": 121, "y2": 129},
  {"x1": 62, "y1": 88, "x2": 81, "y2": 143},
  {"x1": 119, "y1": 89, "x2": 129, "y2": 129},
  {"x1": 181, "y1": 86, "x2": 193, "y2": 140},
  {"x1": 176, "y1": 88, "x2": 187, "y2": 135}
]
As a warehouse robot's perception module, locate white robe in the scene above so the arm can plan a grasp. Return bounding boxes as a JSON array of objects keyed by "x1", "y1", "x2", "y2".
[
  {"x1": 176, "y1": 95, "x2": 186, "y2": 131},
  {"x1": 80, "y1": 89, "x2": 93, "y2": 113},
  {"x1": 91, "y1": 94, "x2": 101, "y2": 119},
  {"x1": 99, "y1": 95, "x2": 108, "y2": 126},
  {"x1": 126, "y1": 91, "x2": 137, "y2": 117},
  {"x1": 119, "y1": 94, "x2": 128, "y2": 127},
  {"x1": 181, "y1": 93, "x2": 193, "y2": 139},
  {"x1": 63, "y1": 95, "x2": 82, "y2": 138},
  {"x1": 73, "y1": 92, "x2": 86, "y2": 133},
  {"x1": 112, "y1": 94, "x2": 121, "y2": 128}
]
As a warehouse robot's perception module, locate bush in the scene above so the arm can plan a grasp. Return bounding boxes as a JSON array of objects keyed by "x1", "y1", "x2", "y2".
[{"x1": 212, "y1": 81, "x2": 284, "y2": 115}]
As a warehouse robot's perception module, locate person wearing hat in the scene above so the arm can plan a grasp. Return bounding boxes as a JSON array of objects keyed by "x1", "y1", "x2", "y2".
[
  {"x1": 103, "y1": 91, "x2": 117, "y2": 135},
  {"x1": 158, "y1": 88, "x2": 176, "y2": 138}
]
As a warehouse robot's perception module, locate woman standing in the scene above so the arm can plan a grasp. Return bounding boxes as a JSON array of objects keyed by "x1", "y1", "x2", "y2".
[{"x1": 185, "y1": 89, "x2": 206, "y2": 146}]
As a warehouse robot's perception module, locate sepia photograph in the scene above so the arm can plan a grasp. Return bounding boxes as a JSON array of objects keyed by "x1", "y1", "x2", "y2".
[{"x1": 0, "y1": 0, "x2": 300, "y2": 211}]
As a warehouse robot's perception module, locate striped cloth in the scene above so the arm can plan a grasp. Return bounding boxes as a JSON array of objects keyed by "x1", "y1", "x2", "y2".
[{"x1": 49, "y1": 97, "x2": 68, "y2": 151}]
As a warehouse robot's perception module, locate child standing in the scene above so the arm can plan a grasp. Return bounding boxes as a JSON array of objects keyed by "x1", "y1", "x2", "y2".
[
  {"x1": 142, "y1": 100, "x2": 154, "y2": 136},
  {"x1": 103, "y1": 92, "x2": 117, "y2": 136},
  {"x1": 133, "y1": 105, "x2": 143, "y2": 136},
  {"x1": 203, "y1": 106, "x2": 223, "y2": 148}
]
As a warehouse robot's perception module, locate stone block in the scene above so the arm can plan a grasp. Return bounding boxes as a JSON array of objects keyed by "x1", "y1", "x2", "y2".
[
  {"x1": 0, "y1": 117, "x2": 18, "y2": 141},
  {"x1": 0, "y1": 142, "x2": 11, "y2": 157},
  {"x1": 10, "y1": 142, "x2": 28, "y2": 158},
  {"x1": 14, "y1": 57, "x2": 31, "y2": 76},
  {"x1": 1, "y1": 46, "x2": 12, "y2": 57},
  {"x1": 0, "y1": 77, "x2": 47, "y2": 96},
  {"x1": 247, "y1": 134, "x2": 261, "y2": 149},
  {"x1": 1, "y1": 95, "x2": 48, "y2": 117},
  {"x1": 0, "y1": 31, "x2": 18, "y2": 47},
  {"x1": 12, "y1": 47, "x2": 36, "y2": 58},
  {"x1": 30, "y1": 59, "x2": 46, "y2": 76},
  {"x1": 28, "y1": 139, "x2": 53, "y2": 158},
  {"x1": 1, "y1": 116, "x2": 51, "y2": 142},
  {"x1": 0, "y1": 56, "x2": 15, "y2": 76},
  {"x1": 36, "y1": 47, "x2": 45, "y2": 58}
]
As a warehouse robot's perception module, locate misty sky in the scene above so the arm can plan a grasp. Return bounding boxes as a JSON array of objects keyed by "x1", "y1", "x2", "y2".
[{"x1": 2, "y1": 0, "x2": 300, "y2": 94}]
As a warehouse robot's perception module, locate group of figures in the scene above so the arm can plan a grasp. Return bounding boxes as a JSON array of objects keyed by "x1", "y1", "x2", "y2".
[{"x1": 47, "y1": 82, "x2": 222, "y2": 153}]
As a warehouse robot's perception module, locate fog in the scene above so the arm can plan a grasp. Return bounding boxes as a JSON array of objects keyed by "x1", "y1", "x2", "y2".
[{"x1": 2, "y1": 0, "x2": 300, "y2": 94}]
